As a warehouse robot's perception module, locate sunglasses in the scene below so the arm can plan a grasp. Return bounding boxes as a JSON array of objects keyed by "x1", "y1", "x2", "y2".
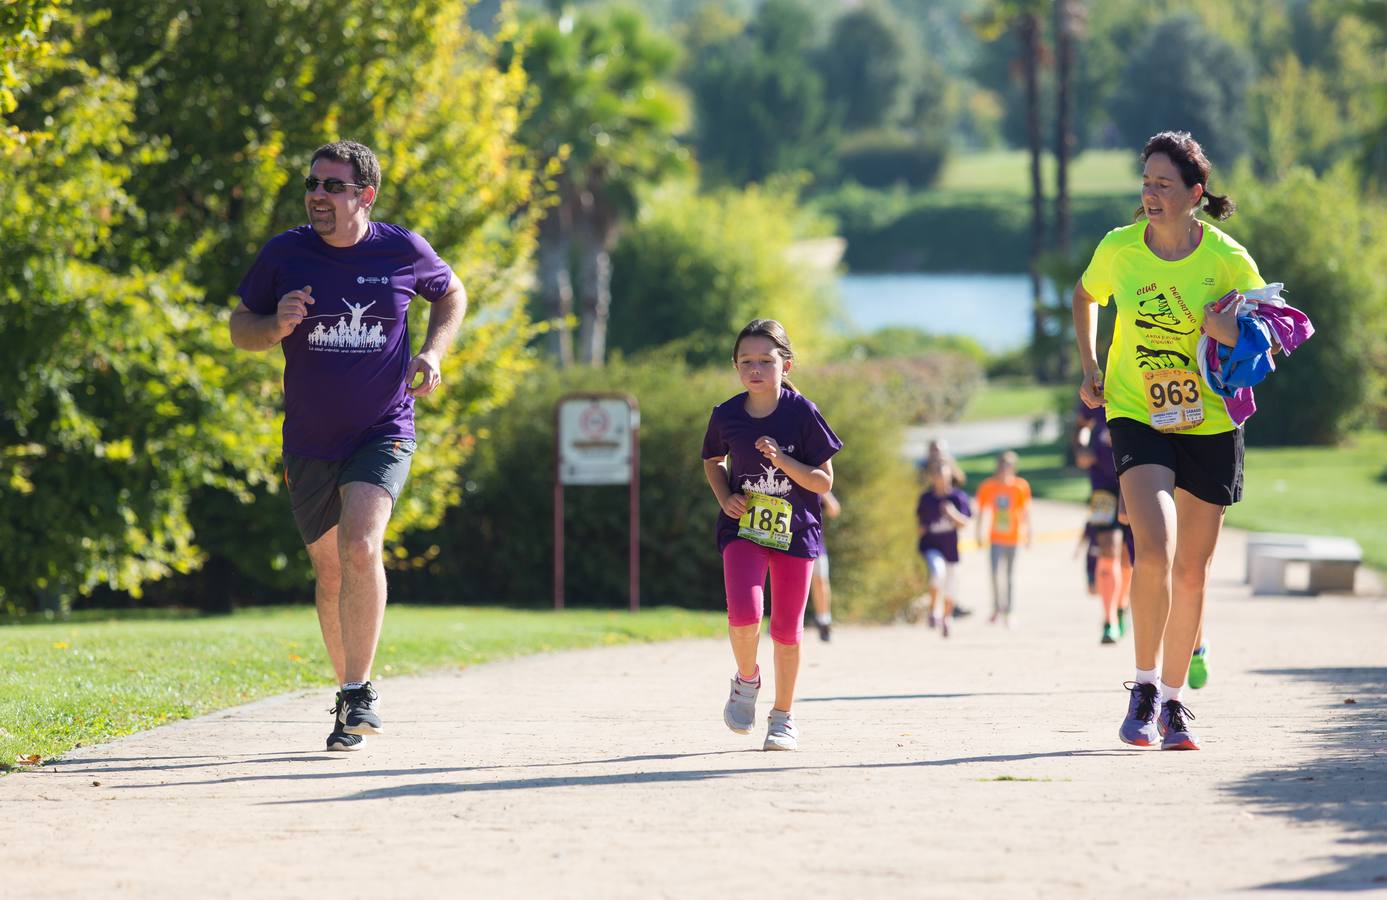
[{"x1": 303, "y1": 176, "x2": 368, "y2": 194}]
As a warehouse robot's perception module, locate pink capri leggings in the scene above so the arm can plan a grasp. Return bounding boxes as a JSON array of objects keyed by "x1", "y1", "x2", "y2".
[{"x1": 722, "y1": 539, "x2": 815, "y2": 646}]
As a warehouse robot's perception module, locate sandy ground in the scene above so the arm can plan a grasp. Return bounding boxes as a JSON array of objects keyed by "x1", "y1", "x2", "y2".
[{"x1": 4, "y1": 500, "x2": 1385, "y2": 899}]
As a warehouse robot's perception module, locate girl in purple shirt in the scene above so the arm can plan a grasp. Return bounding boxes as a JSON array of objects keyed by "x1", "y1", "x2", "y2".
[
  {"x1": 915, "y1": 461, "x2": 972, "y2": 637},
  {"x1": 701, "y1": 319, "x2": 843, "y2": 751}
]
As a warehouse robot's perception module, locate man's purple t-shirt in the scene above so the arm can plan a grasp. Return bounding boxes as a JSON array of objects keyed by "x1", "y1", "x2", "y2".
[
  {"x1": 916, "y1": 488, "x2": 972, "y2": 563},
  {"x1": 700, "y1": 388, "x2": 843, "y2": 559},
  {"x1": 237, "y1": 222, "x2": 454, "y2": 460},
  {"x1": 1076, "y1": 400, "x2": 1119, "y2": 493}
]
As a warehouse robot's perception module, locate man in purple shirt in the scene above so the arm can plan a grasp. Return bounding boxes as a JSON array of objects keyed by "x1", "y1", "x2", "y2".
[{"x1": 230, "y1": 141, "x2": 466, "y2": 751}]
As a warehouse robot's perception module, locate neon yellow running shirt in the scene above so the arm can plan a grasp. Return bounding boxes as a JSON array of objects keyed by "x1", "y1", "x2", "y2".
[{"x1": 1081, "y1": 221, "x2": 1265, "y2": 435}]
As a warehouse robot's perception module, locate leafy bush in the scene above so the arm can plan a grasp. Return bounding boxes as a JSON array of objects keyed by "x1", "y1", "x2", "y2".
[
  {"x1": 1230, "y1": 166, "x2": 1387, "y2": 445},
  {"x1": 818, "y1": 356, "x2": 982, "y2": 425},
  {"x1": 834, "y1": 131, "x2": 949, "y2": 190},
  {"x1": 607, "y1": 181, "x2": 838, "y2": 366},
  {"x1": 401, "y1": 355, "x2": 940, "y2": 620},
  {"x1": 833, "y1": 326, "x2": 988, "y2": 366}
]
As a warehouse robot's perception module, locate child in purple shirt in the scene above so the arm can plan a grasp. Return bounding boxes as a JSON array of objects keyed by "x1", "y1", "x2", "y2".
[
  {"x1": 701, "y1": 319, "x2": 842, "y2": 751},
  {"x1": 915, "y1": 461, "x2": 972, "y2": 637}
]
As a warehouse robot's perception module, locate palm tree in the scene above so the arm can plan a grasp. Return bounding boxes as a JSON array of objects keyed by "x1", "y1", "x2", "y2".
[
  {"x1": 975, "y1": 0, "x2": 1049, "y2": 379},
  {"x1": 1053, "y1": 0, "x2": 1084, "y2": 257},
  {"x1": 510, "y1": 5, "x2": 688, "y2": 366},
  {"x1": 1051, "y1": 0, "x2": 1085, "y2": 383}
]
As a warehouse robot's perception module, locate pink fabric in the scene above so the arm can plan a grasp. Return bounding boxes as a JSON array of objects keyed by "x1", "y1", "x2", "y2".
[
  {"x1": 1256, "y1": 304, "x2": 1314, "y2": 355},
  {"x1": 722, "y1": 539, "x2": 815, "y2": 645},
  {"x1": 1201, "y1": 333, "x2": 1258, "y2": 425},
  {"x1": 1199, "y1": 285, "x2": 1314, "y2": 427}
]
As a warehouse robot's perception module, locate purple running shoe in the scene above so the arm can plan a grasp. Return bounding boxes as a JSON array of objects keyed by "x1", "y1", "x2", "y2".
[
  {"x1": 1119, "y1": 681, "x2": 1160, "y2": 747},
  {"x1": 1159, "y1": 699, "x2": 1200, "y2": 750}
]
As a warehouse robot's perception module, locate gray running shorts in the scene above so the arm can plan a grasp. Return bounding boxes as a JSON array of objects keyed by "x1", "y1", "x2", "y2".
[{"x1": 284, "y1": 437, "x2": 415, "y2": 545}]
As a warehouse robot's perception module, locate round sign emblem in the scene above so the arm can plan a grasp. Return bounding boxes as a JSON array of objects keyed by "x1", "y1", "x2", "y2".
[{"x1": 578, "y1": 404, "x2": 610, "y2": 439}]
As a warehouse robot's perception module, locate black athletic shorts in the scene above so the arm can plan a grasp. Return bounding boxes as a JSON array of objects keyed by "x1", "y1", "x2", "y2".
[
  {"x1": 284, "y1": 436, "x2": 415, "y2": 545},
  {"x1": 1108, "y1": 417, "x2": 1242, "y2": 506}
]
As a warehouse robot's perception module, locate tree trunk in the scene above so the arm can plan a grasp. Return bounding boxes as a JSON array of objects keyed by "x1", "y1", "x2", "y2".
[
  {"x1": 537, "y1": 202, "x2": 574, "y2": 367},
  {"x1": 1053, "y1": 0, "x2": 1077, "y2": 258},
  {"x1": 1052, "y1": 0, "x2": 1082, "y2": 383},
  {"x1": 1021, "y1": 12, "x2": 1046, "y2": 381},
  {"x1": 574, "y1": 190, "x2": 618, "y2": 367}
]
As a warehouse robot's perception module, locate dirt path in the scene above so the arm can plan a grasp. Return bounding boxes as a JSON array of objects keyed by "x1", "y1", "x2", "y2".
[{"x1": 5, "y1": 501, "x2": 1384, "y2": 898}]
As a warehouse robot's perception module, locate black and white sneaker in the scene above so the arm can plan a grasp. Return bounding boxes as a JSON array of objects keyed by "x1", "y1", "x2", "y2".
[
  {"x1": 341, "y1": 682, "x2": 383, "y2": 736},
  {"x1": 326, "y1": 691, "x2": 367, "y2": 751},
  {"x1": 327, "y1": 727, "x2": 366, "y2": 751}
]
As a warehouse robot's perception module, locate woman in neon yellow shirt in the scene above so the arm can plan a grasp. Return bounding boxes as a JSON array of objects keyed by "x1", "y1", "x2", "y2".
[{"x1": 1071, "y1": 131, "x2": 1259, "y2": 752}]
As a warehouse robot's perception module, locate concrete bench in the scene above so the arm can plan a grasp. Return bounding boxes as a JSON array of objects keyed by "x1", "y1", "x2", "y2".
[
  {"x1": 1245, "y1": 532, "x2": 1321, "y2": 582},
  {"x1": 1248, "y1": 535, "x2": 1363, "y2": 595}
]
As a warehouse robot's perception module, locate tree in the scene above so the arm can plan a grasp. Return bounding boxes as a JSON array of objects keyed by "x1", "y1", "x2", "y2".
[
  {"x1": 0, "y1": 6, "x2": 280, "y2": 613},
  {"x1": 606, "y1": 181, "x2": 836, "y2": 366},
  {"x1": 820, "y1": 3, "x2": 909, "y2": 132},
  {"x1": 974, "y1": 0, "x2": 1049, "y2": 379},
  {"x1": 34, "y1": 1, "x2": 545, "y2": 603},
  {"x1": 508, "y1": 5, "x2": 688, "y2": 366},
  {"x1": 1108, "y1": 12, "x2": 1253, "y2": 164},
  {"x1": 1234, "y1": 167, "x2": 1387, "y2": 444},
  {"x1": 1052, "y1": 0, "x2": 1084, "y2": 256},
  {"x1": 687, "y1": 0, "x2": 836, "y2": 186}
]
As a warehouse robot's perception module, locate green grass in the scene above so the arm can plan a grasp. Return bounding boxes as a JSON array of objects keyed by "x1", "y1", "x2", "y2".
[
  {"x1": 958, "y1": 431, "x2": 1387, "y2": 570},
  {"x1": 935, "y1": 150, "x2": 1136, "y2": 199},
  {"x1": 958, "y1": 438, "x2": 1091, "y2": 505},
  {"x1": 961, "y1": 380, "x2": 1070, "y2": 423},
  {"x1": 0, "y1": 605, "x2": 724, "y2": 769},
  {"x1": 1229, "y1": 431, "x2": 1387, "y2": 570}
]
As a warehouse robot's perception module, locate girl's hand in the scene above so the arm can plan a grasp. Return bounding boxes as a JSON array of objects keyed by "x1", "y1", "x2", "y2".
[
  {"x1": 1079, "y1": 368, "x2": 1105, "y2": 409},
  {"x1": 755, "y1": 436, "x2": 783, "y2": 466},
  {"x1": 1203, "y1": 296, "x2": 1241, "y2": 348},
  {"x1": 720, "y1": 493, "x2": 749, "y2": 520}
]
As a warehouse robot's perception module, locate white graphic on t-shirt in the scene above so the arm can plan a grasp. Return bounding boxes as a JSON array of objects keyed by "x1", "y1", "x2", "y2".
[
  {"x1": 741, "y1": 464, "x2": 792, "y2": 497},
  {"x1": 304, "y1": 298, "x2": 392, "y2": 353}
]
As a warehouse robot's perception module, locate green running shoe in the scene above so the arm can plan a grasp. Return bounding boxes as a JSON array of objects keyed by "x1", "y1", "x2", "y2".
[
  {"x1": 1101, "y1": 622, "x2": 1120, "y2": 644},
  {"x1": 1188, "y1": 646, "x2": 1210, "y2": 690},
  {"x1": 1116, "y1": 606, "x2": 1130, "y2": 637}
]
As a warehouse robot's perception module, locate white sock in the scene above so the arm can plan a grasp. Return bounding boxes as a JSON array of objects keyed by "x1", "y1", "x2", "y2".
[
  {"x1": 816, "y1": 612, "x2": 831, "y2": 625},
  {"x1": 1135, "y1": 667, "x2": 1158, "y2": 685},
  {"x1": 1161, "y1": 681, "x2": 1183, "y2": 703},
  {"x1": 737, "y1": 666, "x2": 761, "y2": 685},
  {"x1": 342, "y1": 681, "x2": 366, "y2": 692}
]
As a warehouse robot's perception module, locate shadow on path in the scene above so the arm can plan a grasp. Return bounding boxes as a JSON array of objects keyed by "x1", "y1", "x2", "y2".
[
  {"x1": 258, "y1": 749, "x2": 1128, "y2": 805},
  {"x1": 798, "y1": 690, "x2": 1109, "y2": 703},
  {"x1": 1226, "y1": 667, "x2": 1387, "y2": 891}
]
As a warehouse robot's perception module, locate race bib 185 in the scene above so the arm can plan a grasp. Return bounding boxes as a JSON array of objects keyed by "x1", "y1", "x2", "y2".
[{"x1": 737, "y1": 491, "x2": 793, "y2": 551}]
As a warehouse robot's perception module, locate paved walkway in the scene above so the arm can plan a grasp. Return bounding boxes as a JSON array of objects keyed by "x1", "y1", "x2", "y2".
[
  {"x1": 4, "y1": 500, "x2": 1385, "y2": 899},
  {"x1": 903, "y1": 414, "x2": 1062, "y2": 461}
]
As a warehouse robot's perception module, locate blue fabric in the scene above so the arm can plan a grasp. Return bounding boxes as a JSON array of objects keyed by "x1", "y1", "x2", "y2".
[{"x1": 1210, "y1": 316, "x2": 1275, "y2": 398}]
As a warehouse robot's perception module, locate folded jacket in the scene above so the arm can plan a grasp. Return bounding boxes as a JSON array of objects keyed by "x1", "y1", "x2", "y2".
[{"x1": 1196, "y1": 282, "x2": 1313, "y2": 427}]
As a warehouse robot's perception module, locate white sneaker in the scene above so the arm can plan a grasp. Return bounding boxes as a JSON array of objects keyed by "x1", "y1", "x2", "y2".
[
  {"x1": 763, "y1": 710, "x2": 799, "y2": 751},
  {"x1": 724, "y1": 675, "x2": 759, "y2": 734}
]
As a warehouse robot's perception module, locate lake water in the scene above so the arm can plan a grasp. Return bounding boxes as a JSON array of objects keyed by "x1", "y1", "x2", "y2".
[{"x1": 837, "y1": 273, "x2": 1055, "y2": 352}]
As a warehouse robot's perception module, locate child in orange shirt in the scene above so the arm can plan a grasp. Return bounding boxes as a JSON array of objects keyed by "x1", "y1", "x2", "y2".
[{"x1": 975, "y1": 450, "x2": 1032, "y2": 627}]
